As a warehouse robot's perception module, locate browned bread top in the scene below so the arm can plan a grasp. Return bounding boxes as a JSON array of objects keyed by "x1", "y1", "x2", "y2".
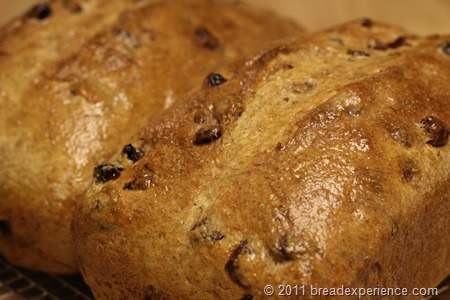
[
  {"x1": 0, "y1": 0, "x2": 301, "y2": 273},
  {"x1": 0, "y1": 0, "x2": 138, "y2": 273},
  {"x1": 73, "y1": 20, "x2": 450, "y2": 299},
  {"x1": 0, "y1": 0, "x2": 136, "y2": 113}
]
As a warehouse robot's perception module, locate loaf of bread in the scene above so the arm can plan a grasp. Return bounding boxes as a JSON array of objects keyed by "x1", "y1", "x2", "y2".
[
  {"x1": 0, "y1": 0, "x2": 301, "y2": 273},
  {"x1": 0, "y1": 0, "x2": 140, "y2": 274},
  {"x1": 73, "y1": 20, "x2": 450, "y2": 299}
]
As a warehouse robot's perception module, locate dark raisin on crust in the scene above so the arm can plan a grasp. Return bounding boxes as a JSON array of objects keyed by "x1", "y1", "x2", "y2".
[
  {"x1": 122, "y1": 144, "x2": 144, "y2": 162},
  {"x1": 206, "y1": 73, "x2": 227, "y2": 87},
  {"x1": 361, "y1": 18, "x2": 373, "y2": 27},
  {"x1": 347, "y1": 49, "x2": 370, "y2": 57},
  {"x1": 190, "y1": 218, "x2": 225, "y2": 242},
  {"x1": 123, "y1": 182, "x2": 131, "y2": 190},
  {"x1": 27, "y1": 3, "x2": 52, "y2": 20},
  {"x1": 93, "y1": 163, "x2": 123, "y2": 183},
  {"x1": 275, "y1": 142, "x2": 285, "y2": 151},
  {"x1": 373, "y1": 37, "x2": 406, "y2": 50},
  {"x1": 240, "y1": 295, "x2": 253, "y2": 300},
  {"x1": 421, "y1": 116, "x2": 449, "y2": 147},
  {"x1": 193, "y1": 126, "x2": 223, "y2": 145},
  {"x1": 195, "y1": 27, "x2": 220, "y2": 50},
  {"x1": 284, "y1": 63, "x2": 294, "y2": 69},
  {"x1": 387, "y1": 37, "x2": 406, "y2": 49},
  {"x1": 0, "y1": 220, "x2": 11, "y2": 235},
  {"x1": 123, "y1": 179, "x2": 146, "y2": 191},
  {"x1": 225, "y1": 240, "x2": 250, "y2": 287},
  {"x1": 401, "y1": 159, "x2": 418, "y2": 182},
  {"x1": 441, "y1": 41, "x2": 450, "y2": 56}
]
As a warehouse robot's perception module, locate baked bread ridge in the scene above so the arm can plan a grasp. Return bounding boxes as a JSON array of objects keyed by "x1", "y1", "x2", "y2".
[
  {"x1": 0, "y1": 0, "x2": 302, "y2": 273},
  {"x1": 73, "y1": 19, "x2": 450, "y2": 299}
]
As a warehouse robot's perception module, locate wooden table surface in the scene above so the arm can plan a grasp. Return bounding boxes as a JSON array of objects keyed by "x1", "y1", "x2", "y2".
[{"x1": 0, "y1": 0, "x2": 449, "y2": 34}]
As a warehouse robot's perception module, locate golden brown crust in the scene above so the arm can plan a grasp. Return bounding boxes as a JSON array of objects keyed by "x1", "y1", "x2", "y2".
[
  {"x1": 0, "y1": 0, "x2": 136, "y2": 113},
  {"x1": 0, "y1": 0, "x2": 138, "y2": 274},
  {"x1": 0, "y1": 0, "x2": 302, "y2": 273},
  {"x1": 73, "y1": 20, "x2": 450, "y2": 299}
]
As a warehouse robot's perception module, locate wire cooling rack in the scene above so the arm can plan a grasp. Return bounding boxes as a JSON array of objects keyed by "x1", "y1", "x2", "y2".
[
  {"x1": 0, "y1": 256, "x2": 92, "y2": 300},
  {"x1": 0, "y1": 255, "x2": 448, "y2": 300}
]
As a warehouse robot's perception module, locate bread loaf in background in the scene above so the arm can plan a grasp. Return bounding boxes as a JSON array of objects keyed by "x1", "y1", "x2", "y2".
[
  {"x1": 0, "y1": 0, "x2": 139, "y2": 273},
  {"x1": 3, "y1": 0, "x2": 450, "y2": 35},
  {"x1": 0, "y1": 0, "x2": 302, "y2": 273},
  {"x1": 73, "y1": 20, "x2": 450, "y2": 299}
]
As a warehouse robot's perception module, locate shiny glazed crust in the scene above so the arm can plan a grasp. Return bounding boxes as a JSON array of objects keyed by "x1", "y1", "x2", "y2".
[
  {"x1": 0, "y1": 0, "x2": 301, "y2": 273},
  {"x1": 0, "y1": 0, "x2": 138, "y2": 274},
  {"x1": 73, "y1": 20, "x2": 450, "y2": 299}
]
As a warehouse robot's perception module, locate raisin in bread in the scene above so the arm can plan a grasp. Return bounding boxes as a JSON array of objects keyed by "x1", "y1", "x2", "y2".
[
  {"x1": 73, "y1": 20, "x2": 450, "y2": 299},
  {"x1": 0, "y1": 0, "x2": 302, "y2": 273}
]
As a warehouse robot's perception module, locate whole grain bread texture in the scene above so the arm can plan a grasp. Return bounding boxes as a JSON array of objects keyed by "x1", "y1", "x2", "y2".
[
  {"x1": 73, "y1": 20, "x2": 450, "y2": 299},
  {"x1": 0, "y1": 0, "x2": 141, "y2": 274},
  {"x1": 0, "y1": 0, "x2": 138, "y2": 108},
  {"x1": 0, "y1": 0, "x2": 302, "y2": 273}
]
